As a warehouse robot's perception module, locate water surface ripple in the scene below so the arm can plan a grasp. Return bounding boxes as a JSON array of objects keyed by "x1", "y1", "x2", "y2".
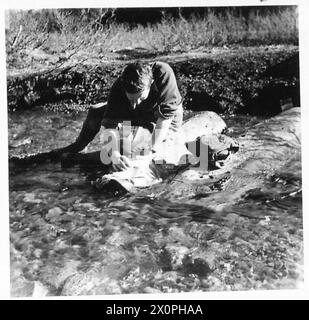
[{"x1": 9, "y1": 108, "x2": 303, "y2": 296}]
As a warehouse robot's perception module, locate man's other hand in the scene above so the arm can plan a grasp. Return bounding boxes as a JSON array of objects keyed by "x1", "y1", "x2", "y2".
[{"x1": 111, "y1": 151, "x2": 132, "y2": 171}]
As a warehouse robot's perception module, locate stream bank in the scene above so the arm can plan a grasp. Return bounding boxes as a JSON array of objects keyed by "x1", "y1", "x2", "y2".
[{"x1": 7, "y1": 45, "x2": 299, "y2": 116}]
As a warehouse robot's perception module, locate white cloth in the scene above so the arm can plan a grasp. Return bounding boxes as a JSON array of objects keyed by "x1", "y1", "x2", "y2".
[{"x1": 98, "y1": 126, "x2": 194, "y2": 191}]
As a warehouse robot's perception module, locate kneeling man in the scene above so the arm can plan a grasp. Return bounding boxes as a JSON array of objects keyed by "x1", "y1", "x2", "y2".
[{"x1": 56, "y1": 61, "x2": 186, "y2": 170}]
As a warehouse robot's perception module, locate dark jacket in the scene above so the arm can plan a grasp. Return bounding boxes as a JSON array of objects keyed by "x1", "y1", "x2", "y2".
[{"x1": 101, "y1": 61, "x2": 183, "y2": 131}]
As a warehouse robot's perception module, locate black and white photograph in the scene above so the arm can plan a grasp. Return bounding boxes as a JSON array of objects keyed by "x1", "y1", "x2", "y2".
[{"x1": 3, "y1": 0, "x2": 307, "y2": 299}]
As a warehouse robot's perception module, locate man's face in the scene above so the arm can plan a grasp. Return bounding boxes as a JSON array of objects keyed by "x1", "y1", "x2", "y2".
[{"x1": 125, "y1": 87, "x2": 150, "y2": 109}]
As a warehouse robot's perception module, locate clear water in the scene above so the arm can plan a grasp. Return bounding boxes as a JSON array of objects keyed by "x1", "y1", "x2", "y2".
[{"x1": 8, "y1": 108, "x2": 303, "y2": 296}]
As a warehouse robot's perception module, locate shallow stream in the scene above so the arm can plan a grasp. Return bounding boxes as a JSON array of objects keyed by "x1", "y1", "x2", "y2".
[{"x1": 8, "y1": 107, "x2": 303, "y2": 296}]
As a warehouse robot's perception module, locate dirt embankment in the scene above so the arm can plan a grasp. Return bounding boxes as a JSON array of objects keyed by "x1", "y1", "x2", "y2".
[{"x1": 7, "y1": 45, "x2": 299, "y2": 115}]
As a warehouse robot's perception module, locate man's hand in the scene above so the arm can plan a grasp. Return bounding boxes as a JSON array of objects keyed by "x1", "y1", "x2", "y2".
[
  {"x1": 49, "y1": 142, "x2": 83, "y2": 161},
  {"x1": 111, "y1": 151, "x2": 132, "y2": 171}
]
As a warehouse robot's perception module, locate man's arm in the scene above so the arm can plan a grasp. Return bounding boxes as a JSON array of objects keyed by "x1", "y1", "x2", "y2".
[
  {"x1": 64, "y1": 103, "x2": 106, "y2": 153},
  {"x1": 151, "y1": 117, "x2": 173, "y2": 153},
  {"x1": 150, "y1": 62, "x2": 182, "y2": 151},
  {"x1": 50, "y1": 103, "x2": 106, "y2": 159}
]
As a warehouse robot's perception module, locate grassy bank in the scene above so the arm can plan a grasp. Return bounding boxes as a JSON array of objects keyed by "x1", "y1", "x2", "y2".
[
  {"x1": 6, "y1": 7, "x2": 299, "y2": 115},
  {"x1": 6, "y1": 7, "x2": 298, "y2": 69}
]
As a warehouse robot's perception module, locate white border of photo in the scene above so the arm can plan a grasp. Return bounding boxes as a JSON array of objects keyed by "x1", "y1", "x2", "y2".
[{"x1": 1, "y1": 0, "x2": 308, "y2": 300}]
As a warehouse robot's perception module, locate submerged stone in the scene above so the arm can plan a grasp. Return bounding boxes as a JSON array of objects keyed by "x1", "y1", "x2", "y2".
[{"x1": 46, "y1": 207, "x2": 63, "y2": 221}]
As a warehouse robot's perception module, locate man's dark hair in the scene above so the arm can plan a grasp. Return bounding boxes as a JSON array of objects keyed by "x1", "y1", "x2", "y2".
[{"x1": 121, "y1": 62, "x2": 153, "y2": 94}]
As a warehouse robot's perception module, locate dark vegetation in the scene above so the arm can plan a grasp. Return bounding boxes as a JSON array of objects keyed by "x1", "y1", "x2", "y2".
[{"x1": 6, "y1": 6, "x2": 299, "y2": 115}]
